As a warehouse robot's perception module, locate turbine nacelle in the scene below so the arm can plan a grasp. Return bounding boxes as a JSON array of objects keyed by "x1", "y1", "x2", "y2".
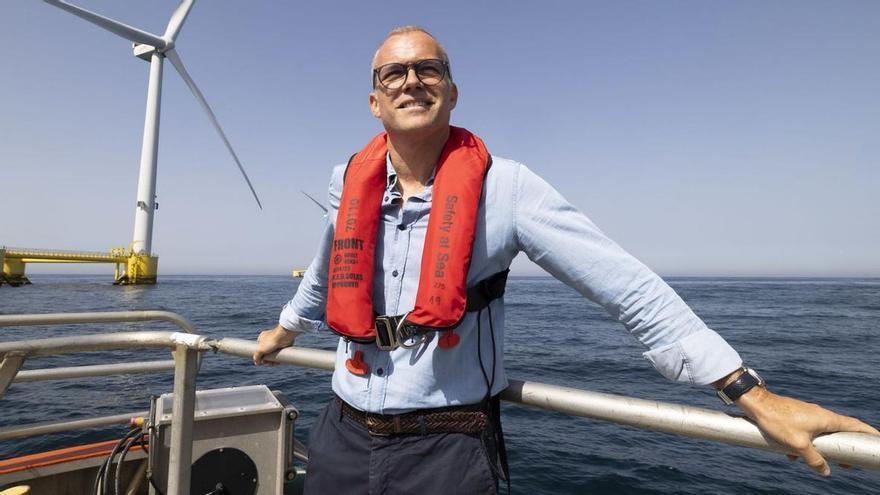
[{"x1": 133, "y1": 43, "x2": 159, "y2": 61}]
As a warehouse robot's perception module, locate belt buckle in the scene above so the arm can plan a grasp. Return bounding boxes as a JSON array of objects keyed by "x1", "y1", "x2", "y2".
[{"x1": 374, "y1": 316, "x2": 399, "y2": 351}]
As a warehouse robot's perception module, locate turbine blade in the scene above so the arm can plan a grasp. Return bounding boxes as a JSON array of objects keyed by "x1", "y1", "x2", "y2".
[
  {"x1": 163, "y1": 0, "x2": 195, "y2": 42},
  {"x1": 301, "y1": 191, "x2": 329, "y2": 213},
  {"x1": 43, "y1": 0, "x2": 167, "y2": 49},
  {"x1": 165, "y1": 49, "x2": 263, "y2": 210}
]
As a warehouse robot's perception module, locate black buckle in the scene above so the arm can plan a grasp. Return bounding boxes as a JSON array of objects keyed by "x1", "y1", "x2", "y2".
[
  {"x1": 374, "y1": 313, "x2": 427, "y2": 351},
  {"x1": 374, "y1": 316, "x2": 399, "y2": 351}
]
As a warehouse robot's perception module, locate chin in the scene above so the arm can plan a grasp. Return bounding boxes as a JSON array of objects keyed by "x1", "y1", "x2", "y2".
[{"x1": 388, "y1": 117, "x2": 445, "y2": 135}]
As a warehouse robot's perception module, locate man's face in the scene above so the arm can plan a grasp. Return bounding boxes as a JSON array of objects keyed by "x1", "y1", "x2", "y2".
[{"x1": 369, "y1": 32, "x2": 458, "y2": 136}]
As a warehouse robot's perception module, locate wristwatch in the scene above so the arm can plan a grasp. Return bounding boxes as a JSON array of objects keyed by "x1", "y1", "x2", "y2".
[{"x1": 717, "y1": 367, "x2": 765, "y2": 405}]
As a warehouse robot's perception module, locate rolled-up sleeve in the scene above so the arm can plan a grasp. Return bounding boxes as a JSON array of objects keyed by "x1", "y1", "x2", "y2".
[
  {"x1": 278, "y1": 165, "x2": 345, "y2": 333},
  {"x1": 278, "y1": 223, "x2": 332, "y2": 333},
  {"x1": 513, "y1": 163, "x2": 741, "y2": 385}
]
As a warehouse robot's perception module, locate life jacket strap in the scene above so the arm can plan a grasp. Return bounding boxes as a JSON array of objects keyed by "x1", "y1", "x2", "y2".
[
  {"x1": 465, "y1": 269, "x2": 509, "y2": 312},
  {"x1": 373, "y1": 269, "x2": 509, "y2": 351}
]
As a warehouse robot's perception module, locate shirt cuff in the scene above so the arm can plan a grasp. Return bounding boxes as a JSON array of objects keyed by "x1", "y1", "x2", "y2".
[
  {"x1": 642, "y1": 328, "x2": 743, "y2": 386},
  {"x1": 278, "y1": 303, "x2": 326, "y2": 334}
]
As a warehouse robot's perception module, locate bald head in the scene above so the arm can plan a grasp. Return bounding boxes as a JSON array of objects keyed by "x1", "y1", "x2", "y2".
[{"x1": 371, "y1": 26, "x2": 452, "y2": 83}]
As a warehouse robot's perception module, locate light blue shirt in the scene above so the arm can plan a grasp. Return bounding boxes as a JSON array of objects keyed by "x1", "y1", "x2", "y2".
[{"x1": 280, "y1": 154, "x2": 742, "y2": 414}]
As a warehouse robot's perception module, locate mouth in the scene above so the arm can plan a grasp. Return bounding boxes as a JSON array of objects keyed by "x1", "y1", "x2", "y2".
[{"x1": 397, "y1": 99, "x2": 433, "y2": 110}]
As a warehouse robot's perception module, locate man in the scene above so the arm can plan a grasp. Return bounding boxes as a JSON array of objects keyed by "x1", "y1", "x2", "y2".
[{"x1": 254, "y1": 26, "x2": 878, "y2": 494}]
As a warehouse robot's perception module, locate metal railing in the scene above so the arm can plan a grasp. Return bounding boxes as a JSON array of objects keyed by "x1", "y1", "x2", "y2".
[
  {"x1": 1, "y1": 311, "x2": 879, "y2": 495},
  {"x1": 1, "y1": 311, "x2": 189, "y2": 398},
  {"x1": 0, "y1": 311, "x2": 199, "y2": 494}
]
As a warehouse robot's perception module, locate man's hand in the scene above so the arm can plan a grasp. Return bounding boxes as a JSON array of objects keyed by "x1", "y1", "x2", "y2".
[
  {"x1": 729, "y1": 380, "x2": 880, "y2": 476},
  {"x1": 253, "y1": 324, "x2": 301, "y2": 366}
]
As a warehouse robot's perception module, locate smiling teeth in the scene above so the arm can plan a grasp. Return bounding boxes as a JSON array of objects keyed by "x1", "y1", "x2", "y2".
[{"x1": 403, "y1": 101, "x2": 428, "y2": 108}]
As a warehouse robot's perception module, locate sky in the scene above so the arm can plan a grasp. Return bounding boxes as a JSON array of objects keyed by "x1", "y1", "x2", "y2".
[{"x1": 1, "y1": 1, "x2": 878, "y2": 277}]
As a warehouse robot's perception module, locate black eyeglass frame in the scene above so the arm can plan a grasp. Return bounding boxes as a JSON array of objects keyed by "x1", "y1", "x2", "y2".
[{"x1": 372, "y1": 59, "x2": 451, "y2": 90}]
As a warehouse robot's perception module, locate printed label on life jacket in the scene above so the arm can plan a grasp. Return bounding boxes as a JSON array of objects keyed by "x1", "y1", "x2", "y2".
[
  {"x1": 439, "y1": 194, "x2": 457, "y2": 233},
  {"x1": 332, "y1": 197, "x2": 364, "y2": 288},
  {"x1": 428, "y1": 193, "x2": 458, "y2": 307},
  {"x1": 343, "y1": 198, "x2": 360, "y2": 233},
  {"x1": 331, "y1": 233, "x2": 365, "y2": 289}
]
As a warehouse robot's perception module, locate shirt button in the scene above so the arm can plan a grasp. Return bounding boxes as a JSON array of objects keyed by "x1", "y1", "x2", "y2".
[
  {"x1": 392, "y1": 270, "x2": 399, "y2": 277},
  {"x1": 384, "y1": 196, "x2": 389, "y2": 202},
  {"x1": 397, "y1": 224, "x2": 406, "y2": 231},
  {"x1": 376, "y1": 368, "x2": 384, "y2": 376}
]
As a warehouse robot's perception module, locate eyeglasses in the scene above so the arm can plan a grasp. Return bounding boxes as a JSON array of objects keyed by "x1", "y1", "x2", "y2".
[{"x1": 372, "y1": 59, "x2": 450, "y2": 90}]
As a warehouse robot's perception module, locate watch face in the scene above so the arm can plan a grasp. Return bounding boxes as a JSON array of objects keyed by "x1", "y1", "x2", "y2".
[
  {"x1": 745, "y1": 368, "x2": 765, "y2": 386},
  {"x1": 717, "y1": 368, "x2": 763, "y2": 405}
]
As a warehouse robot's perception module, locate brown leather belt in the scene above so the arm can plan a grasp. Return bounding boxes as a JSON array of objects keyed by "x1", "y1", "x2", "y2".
[{"x1": 337, "y1": 397, "x2": 488, "y2": 436}]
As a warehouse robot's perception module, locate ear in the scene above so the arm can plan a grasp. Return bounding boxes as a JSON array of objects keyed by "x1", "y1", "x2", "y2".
[
  {"x1": 449, "y1": 83, "x2": 458, "y2": 110},
  {"x1": 369, "y1": 91, "x2": 381, "y2": 119}
]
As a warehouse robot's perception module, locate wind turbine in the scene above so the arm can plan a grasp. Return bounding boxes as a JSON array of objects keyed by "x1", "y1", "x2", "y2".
[{"x1": 43, "y1": 0, "x2": 262, "y2": 284}]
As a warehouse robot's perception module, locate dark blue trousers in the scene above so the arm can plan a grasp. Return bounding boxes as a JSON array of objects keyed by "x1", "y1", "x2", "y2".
[{"x1": 303, "y1": 398, "x2": 500, "y2": 495}]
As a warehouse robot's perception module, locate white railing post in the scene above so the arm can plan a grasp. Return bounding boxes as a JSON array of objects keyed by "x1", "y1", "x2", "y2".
[
  {"x1": 0, "y1": 354, "x2": 26, "y2": 399},
  {"x1": 166, "y1": 345, "x2": 199, "y2": 495}
]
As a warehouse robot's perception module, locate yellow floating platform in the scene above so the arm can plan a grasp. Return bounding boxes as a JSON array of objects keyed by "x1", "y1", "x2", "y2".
[{"x1": 0, "y1": 246, "x2": 158, "y2": 286}]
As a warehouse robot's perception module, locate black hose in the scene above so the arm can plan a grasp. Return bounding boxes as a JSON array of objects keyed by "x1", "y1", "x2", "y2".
[
  {"x1": 115, "y1": 432, "x2": 143, "y2": 495},
  {"x1": 95, "y1": 427, "x2": 141, "y2": 495},
  {"x1": 93, "y1": 453, "x2": 108, "y2": 495},
  {"x1": 93, "y1": 431, "x2": 127, "y2": 495}
]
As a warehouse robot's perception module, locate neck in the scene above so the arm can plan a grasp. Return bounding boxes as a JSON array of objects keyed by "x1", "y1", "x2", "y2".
[{"x1": 386, "y1": 126, "x2": 450, "y2": 187}]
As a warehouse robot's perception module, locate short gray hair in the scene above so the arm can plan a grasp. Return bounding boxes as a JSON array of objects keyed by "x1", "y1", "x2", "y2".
[{"x1": 371, "y1": 26, "x2": 452, "y2": 85}]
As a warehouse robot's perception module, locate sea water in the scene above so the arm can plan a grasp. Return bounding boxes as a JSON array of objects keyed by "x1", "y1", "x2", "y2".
[{"x1": 1, "y1": 276, "x2": 878, "y2": 494}]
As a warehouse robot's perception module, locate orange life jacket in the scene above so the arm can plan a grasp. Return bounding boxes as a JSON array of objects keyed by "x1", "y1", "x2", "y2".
[{"x1": 326, "y1": 126, "x2": 491, "y2": 344}]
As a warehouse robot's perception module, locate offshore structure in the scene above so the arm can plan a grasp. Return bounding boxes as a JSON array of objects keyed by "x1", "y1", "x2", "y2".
[
  {"x1": 2, "y1": 247, "x2": 140, "y2": 286},
  {"x1": 0, "y1": 246, "x2": 155, "y2": 286},
  {"x1": 1, "y1": 0, "x2": 261, "y2": 286}
]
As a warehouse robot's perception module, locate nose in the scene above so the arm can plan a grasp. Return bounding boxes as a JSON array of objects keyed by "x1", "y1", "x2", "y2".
[{"x1": 401, "y1": 65, "x2": 423, "y2": 91}]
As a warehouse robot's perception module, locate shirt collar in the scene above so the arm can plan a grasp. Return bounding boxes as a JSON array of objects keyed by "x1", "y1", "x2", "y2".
[{"x1": 385, "y1": 154, "x2": 397, "y2": 191}]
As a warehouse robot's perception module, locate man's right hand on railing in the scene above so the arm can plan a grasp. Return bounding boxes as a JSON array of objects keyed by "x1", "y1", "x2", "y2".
[{"x1": 253, "y1": 324, "x2": 301, "y2": 366}]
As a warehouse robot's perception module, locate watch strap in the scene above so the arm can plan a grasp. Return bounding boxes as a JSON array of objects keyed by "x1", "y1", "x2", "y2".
[{"x1": 717, "y1": 368, "x2": 762, "y2": 405}]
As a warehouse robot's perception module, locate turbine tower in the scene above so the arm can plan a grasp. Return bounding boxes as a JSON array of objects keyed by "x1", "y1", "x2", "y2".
[{"x1": 43, "y1": 0, "x2": 262, "y2": 284}]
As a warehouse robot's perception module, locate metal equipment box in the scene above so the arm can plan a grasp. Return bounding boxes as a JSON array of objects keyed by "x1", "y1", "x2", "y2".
[{"x1": 149, "y1": 385, "x2": 298, "y2": 495}]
